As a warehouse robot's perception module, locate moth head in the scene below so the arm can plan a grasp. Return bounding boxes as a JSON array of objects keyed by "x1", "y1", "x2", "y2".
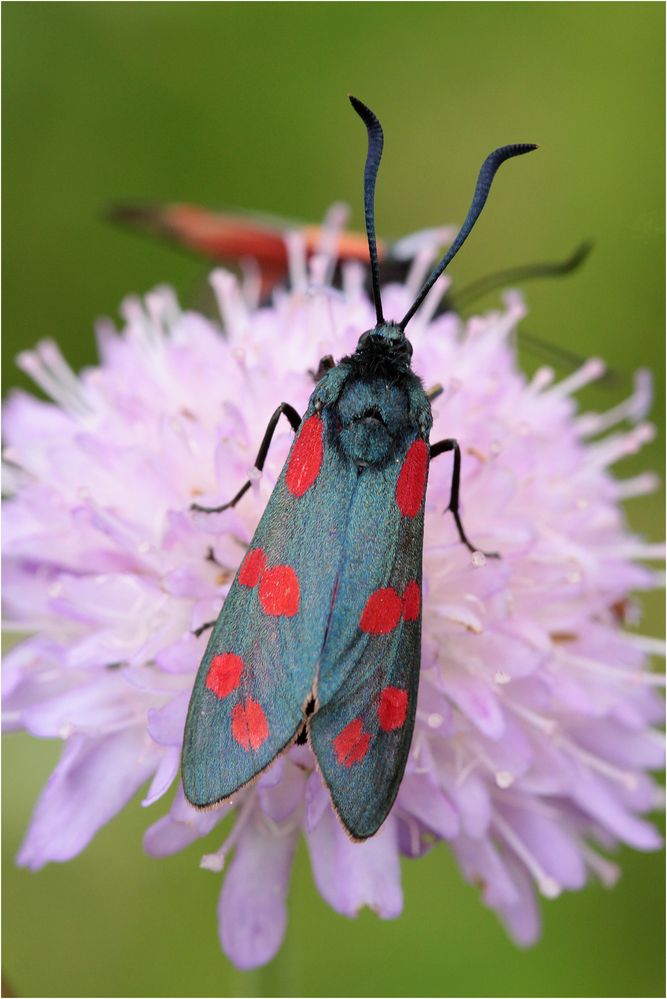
[
  {"x1": 354, "y1": 321, "x2": 413, "y2": 367},
  {"x1": 349, "y1": 95, "x2": 537, "y2": 336}
]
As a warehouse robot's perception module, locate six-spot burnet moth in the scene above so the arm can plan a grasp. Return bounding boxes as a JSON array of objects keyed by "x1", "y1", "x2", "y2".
[{"x1": 181, "y1": 96, "x2": 537, "y2": 840}]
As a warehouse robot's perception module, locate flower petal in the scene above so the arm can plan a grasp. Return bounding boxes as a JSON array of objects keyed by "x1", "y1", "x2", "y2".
[
  {"x1": 17, "y1": 728, "x2": 156, "y2": 869},
  {"x1": 572, "y1": 771, "x2": 662, "y2": 850},
  {"x1": 142, "y1": 747, "x2": 180, "y2": 806},
  {"x1": 442, "y1": 670, "x2": 506, "y2": 739},
  {"x1": 218, "y1": 809, "x2": 298, "y2": 970},
  {"x1": 147, "y1": 691, "x2": 189, "y2": 747},
  {"x1": 144, "y1": 786, "x2": 227, "y2": 857},
  {"x1": 306, "y1": 807, "x2": 403, "y2": 919},
  {"x1": 398, "y1": 774, "x2": 459, "y2": 839}
]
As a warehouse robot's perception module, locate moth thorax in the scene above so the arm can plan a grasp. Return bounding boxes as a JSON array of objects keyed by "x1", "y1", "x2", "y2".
[{"x1": 336, "y1": 377, "x2": 411, "y2": 468}]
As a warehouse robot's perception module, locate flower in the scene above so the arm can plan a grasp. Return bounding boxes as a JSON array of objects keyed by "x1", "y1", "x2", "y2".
[{"x1": 3, "y1": 222, "x2": 664, "y2": 969}]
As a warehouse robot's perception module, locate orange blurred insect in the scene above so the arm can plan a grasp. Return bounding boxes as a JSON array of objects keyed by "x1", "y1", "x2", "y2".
[
  {"x1": 111, "y1": 202, "x2": 396, "y2": 297},
  {"x1": 111, "y1": 199, "x2": 592, "y2": 372}
]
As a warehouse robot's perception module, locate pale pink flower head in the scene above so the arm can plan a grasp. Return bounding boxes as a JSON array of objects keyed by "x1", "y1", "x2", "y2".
[{"x1": 3, "y1": 218, "x2": 663, "y2": 968}]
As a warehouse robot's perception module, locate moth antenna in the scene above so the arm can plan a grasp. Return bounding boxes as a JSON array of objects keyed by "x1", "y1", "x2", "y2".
[
  {"x1": 349, "y1": 95, "x2": 385, "y2": 325},
  {"x1": 450, "y1": 240, "x2": 593, "y2": 311},
  {"x1": 400, "y1": 143, "x2": 538, "y2": 330}
]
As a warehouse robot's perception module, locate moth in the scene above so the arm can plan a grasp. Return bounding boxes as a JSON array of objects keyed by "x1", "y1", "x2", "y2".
[
  {"x1": 110, "y1": 199, "x2": 374, "y2": 299},
  {"x1": 181, "y1": 97, "x2": 536, "y2": 839}
]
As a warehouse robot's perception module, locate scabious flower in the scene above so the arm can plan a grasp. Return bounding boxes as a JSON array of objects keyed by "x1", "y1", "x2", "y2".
[{"x1": 3, "y1": 221, "x2": 664, "y2": 969}]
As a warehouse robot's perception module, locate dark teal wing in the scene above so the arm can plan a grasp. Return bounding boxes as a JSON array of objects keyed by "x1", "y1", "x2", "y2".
[
  {"x1": 309, "y1": 434, "x2": 429, "y2": 839},
  {"x1": 182, "y1": 408, "x2": 358, "y2": 807}
]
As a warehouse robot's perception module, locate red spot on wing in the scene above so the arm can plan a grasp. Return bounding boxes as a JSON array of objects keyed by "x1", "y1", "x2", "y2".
[
  {"x1": 238, "y1": 547, "x2": 266, "y2": 587},
  {"x1": 206, "y1": 652, "x2": 244, "y2": 698},
  {"x1": 259, "y1": 565, "x2": 300, "y2": 616},
  {"x1": 360, "y1": 587, "x2": 403, "y2": 634},
  {"x1": 402, "y1": 580, "x2": 421, "y2": 621},
  {"x1": 231, "y1": 699, "x2": 269, "y2": 751},
  {"x1": 396, "y1": 439, "x2": 428, "y2": 517},
  {"x1": 286, "y1": 414, "x2": 324, "y2": 497},
  {"x1": 378, "y1": 686, "x2": 409, "y2": 732},
  {"x1": 333, "y1": 718, "x2": 371, "y2": 767}
]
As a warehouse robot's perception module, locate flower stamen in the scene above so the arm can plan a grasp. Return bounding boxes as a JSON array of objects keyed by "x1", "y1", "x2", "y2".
[
  {"x1": 548, "y1": 357, "x2": 606, "y2": 397},
  {"x1": 210, "y1": 269, "x2": 248, "y2": 336},
  {"x1": 555, "y1": 736, "x2": 638, "y2": 790},
  {"x1": 493, "y1": 812, "x2": 562, "y2": 898},
  {"x1": 555, "y1": 648, "x2": 666, "y2": 687}
]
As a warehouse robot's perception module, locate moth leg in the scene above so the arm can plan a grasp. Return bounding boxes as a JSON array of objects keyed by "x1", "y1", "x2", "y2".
[
  {"x1": 191, "y1": 402, "x2": 302, "y2": 513},
  {"x1": 426, "y1": 382, "x2": 444, "y2": 402},
  {"x1": 192, "y1": 620, "x2": 217, "y2": 638},
  {"x1": 205, "y1": 546, "x2": 224, "y2": 568},
  {"x1": 310, "y1": 354, "x2": 335, "y2": 382},
  {"x1": 430, "y1": 438, "x2": 499, "y2": 558}
]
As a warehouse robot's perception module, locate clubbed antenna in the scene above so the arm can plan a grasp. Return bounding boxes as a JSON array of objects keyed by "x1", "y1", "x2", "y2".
[
  {"x1": 349, "y1": 96, "x2": 385, "y2": 325},
  {"x1": 400, "y1": 143, "x2": 538, "y2": 330}
]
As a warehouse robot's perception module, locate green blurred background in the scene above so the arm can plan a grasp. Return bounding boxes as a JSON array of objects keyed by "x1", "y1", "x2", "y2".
[{"x1": 3, "y1": 3, "x2": 664, "y2": 997}]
